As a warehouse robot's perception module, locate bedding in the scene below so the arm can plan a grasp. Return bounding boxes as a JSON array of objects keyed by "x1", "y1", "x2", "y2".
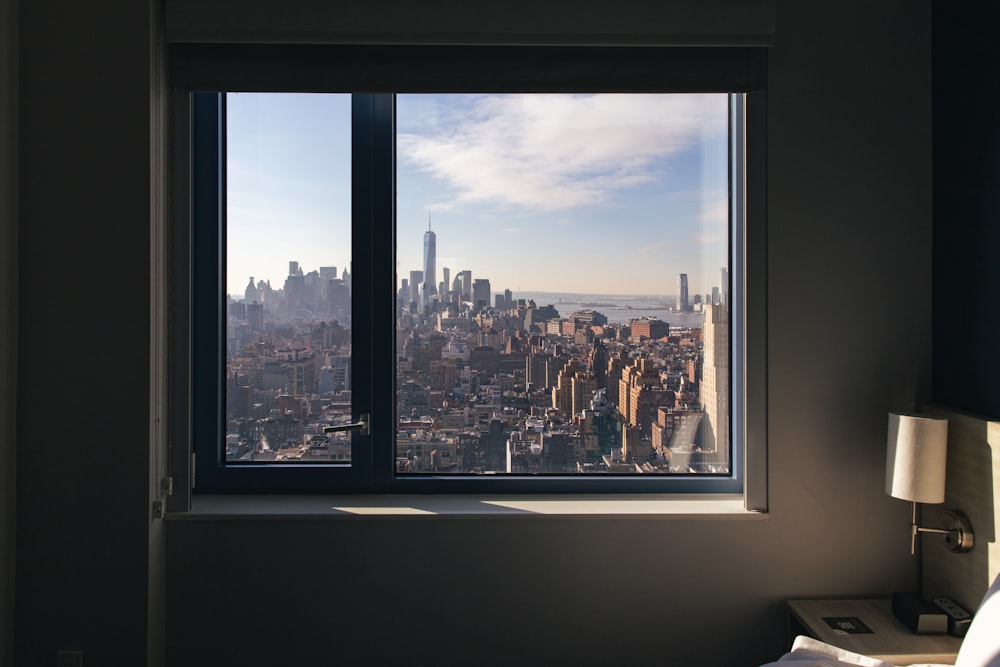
[
  {"x1": 757, "y1": 635, "x2": 947, "y2": 667},
  {"x1": 760, "y1": 571, "x2": 1000, "y2": 667}
]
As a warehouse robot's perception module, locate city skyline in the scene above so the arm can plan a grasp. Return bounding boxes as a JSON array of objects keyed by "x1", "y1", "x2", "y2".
[{"x1": 226, "y1": 92, "x2": 730, "y2": 298}]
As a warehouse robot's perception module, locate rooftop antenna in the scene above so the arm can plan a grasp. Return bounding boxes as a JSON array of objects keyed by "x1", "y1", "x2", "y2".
[{"x1": 428, "y1": 211, "x2": 432, "y2": 231}]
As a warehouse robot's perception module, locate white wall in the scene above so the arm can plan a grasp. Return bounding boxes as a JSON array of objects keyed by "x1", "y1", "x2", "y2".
[{"x1": 165, "y1": 1, "x2": 933, "y2": 666}]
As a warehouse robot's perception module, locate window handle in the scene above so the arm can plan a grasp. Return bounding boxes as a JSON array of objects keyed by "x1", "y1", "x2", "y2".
[{"x1": 323, "y1": 413, "x2": 370, "y2": 436}]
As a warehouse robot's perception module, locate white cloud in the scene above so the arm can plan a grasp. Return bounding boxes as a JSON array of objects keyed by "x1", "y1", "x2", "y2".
[{"x1": 398, "y1": 94, "x2": 728, "y2": 212}]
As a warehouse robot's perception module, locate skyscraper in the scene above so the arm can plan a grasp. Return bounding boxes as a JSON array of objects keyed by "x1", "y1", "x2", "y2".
[
  {"x1": 245, "y1": 276, "x2": 259, "y2": 303},
  {"x1": 422, "y1": 219, "x2": 436, "y2": 306},
  {"x1": 701, "y1": 303, "x2": 729, "y2": 462},
  {"x1": 399, "y1": 277, "x2": 409, "y2": 309},
  {"x1": 409, "y1": 270, "x2": 423, "y2": 306},
  {"x1": 678, "y1": 273, "x2": 690, "y2": 313},
  {"x1": 456, "y1": 270, "x2": 472, "y2": 302},
  {"x1": 472, "y1": 278, "x2": 491, "y2": 309}
]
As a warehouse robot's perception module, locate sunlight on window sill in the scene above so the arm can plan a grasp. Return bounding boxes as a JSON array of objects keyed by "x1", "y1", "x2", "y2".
[{"x1": 173, "y1": 494, "x2": 766, "y2": 519}]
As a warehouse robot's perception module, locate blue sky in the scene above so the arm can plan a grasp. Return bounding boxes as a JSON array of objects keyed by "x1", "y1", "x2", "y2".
[{"x1": 227, "y1": 92, "x2": 729, "y2": 299}]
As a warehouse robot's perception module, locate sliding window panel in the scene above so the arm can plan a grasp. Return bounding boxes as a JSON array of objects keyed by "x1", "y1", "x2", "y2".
[{"x1": 192, "y1": 92, "x2": 372, "y2": 491}]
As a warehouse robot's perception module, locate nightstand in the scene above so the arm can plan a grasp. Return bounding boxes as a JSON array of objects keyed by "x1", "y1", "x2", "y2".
[{"x1": 786, "y1": 598, "x2": 962, "y2": 665}]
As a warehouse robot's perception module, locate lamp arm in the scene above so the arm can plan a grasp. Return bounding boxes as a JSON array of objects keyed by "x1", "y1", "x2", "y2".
[{"x1": 905, "y1": 501, "x2": 974, "y2": 555}]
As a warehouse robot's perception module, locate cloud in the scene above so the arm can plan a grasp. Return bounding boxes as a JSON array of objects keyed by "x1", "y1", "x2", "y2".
[
  {"x1": 398, "y1": 94, "x2": 728, "y2": 212},
  {"x1": 637, "y1": 241, "x2": 674, "y2": 255}
]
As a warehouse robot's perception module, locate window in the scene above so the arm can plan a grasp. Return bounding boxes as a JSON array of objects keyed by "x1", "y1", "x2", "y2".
[
  {"x1": 173, "y1": 46, "x2": 766, "y2": 499},
  {"x1": 394, "y1": 93, "x2": 733, "y2": 479}
]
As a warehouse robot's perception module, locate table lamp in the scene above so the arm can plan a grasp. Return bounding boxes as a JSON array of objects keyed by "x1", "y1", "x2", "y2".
[{"x1": 885, "y1": 412, "x2": 973, "y2": 555}]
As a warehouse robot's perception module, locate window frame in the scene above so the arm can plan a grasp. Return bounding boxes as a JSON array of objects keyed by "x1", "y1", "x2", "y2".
[{"x1": 169, "y1": 45, "x2": 767, "y2": 502}]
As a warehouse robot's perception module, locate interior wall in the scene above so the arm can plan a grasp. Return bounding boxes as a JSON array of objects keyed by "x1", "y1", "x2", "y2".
[
  {"x1": 922, "y1": 406, "x2": 999, "y2": 613},
  {"x1": 15, "y1": 0, "x2": 156, "y2": 665},
  {"x1": 9, "y1": 0, "x2": 935, "y2": 664},
  {"x1": 931, "y1": 1, "x2": 1000, "y2": 420},
  {"x1": 164, "y1": 1, "x2": 934, "y2": 666},
  {"x1": 164, "y1": 0, "x2": 776, "y2": 45},
  {"x1": 926, "y1": 4, "x2": 1000, "y2": 615},
  {"x1": 0, "y1": 0, "x2": 17, "y2": 665}
]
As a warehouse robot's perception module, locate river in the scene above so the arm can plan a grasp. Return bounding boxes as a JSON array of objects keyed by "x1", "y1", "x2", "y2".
[{"x1": 514, "y1": 292, "x2": 710, "y2": 327}]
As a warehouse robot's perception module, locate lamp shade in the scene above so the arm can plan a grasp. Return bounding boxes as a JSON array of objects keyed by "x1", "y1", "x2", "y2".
[{"x1": 885, "y1": 413, "x2": 948, "y2": 503}]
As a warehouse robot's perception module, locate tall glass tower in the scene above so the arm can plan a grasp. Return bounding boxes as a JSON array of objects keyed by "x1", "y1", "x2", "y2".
[
  {"x1": 422, "y1": 219, "x2": 436, "y2": 306},
  {"x1": 677, "y1": 273, "x2": 690, "y2": 312}
]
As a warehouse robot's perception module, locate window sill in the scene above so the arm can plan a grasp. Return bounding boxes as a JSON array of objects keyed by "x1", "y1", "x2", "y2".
[{"x1": 168, "y1": 494, "x2": 767, "y2": 520}]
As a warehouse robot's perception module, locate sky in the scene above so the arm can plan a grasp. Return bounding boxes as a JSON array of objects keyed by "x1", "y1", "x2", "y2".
[{"x1": 226, "y1": 92, "x2": 730, "y2": 299}]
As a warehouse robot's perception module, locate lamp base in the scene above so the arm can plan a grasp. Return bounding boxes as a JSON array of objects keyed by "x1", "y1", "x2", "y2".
[
  {"x1": 940, "y1": 510, "x2": 974, "y2": 553},
  {"x1": 908, "y1": 506, "x2": 975, "y2": 555}
]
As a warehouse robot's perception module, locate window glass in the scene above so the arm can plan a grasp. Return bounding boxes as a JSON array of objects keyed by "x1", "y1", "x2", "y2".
[
  {"x1": 395, "y1": 94, "x2": 732, "y2": 475},
  {"x1": 224, "y1": 93, "x2": 354, "y2": 464}
]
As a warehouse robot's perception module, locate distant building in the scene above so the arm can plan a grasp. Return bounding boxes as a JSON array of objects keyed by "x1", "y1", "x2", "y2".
[
  {"x1": 622, "y1": 424, "x2": 651, "y2": 463},
  {"x1": 246, "y1": 302, "x2": 263, "y2": 332},
  {"x1": 398, "y1": 380, "x2": 430, "y2": 414},
  {"x1": 629, "y1": 318, "x2": 670, "y2": 340},
  {"x1": 469, "y1": 345, "x2": 500, "y2": 374},
  {"x1": 570, "y1": 372, "x2": 598, "y2": 417},
  {"x1": 569, "y1": 309, "x2": 608, "y2": 326},
  {"x1": 455, "y1": 270, "x2": 472, "y2": 302},
  {"x1": 628, "y1": 385, "x2": 675, "y2": 431},
  {"x1": 422, "y1": 222, "x2": 437, "y2": 306},
  {"x1": 701, "y1": 303, "x2": 729, "y2": 458},
  {"x1": 319, "y1": 355, "x2": 350, "y2": 393},
  {"x1": 244, "y1": 276, "x2": 259, "y2": 303},
  {"x1": 540, "y1": 431, "x2": 583, "y2": 473},
  {"x1": 618, "y1": 357, "x2": 660, "y2": 424},
  {"x1": 525, "y1": 351, "x2": 549, "y2": 389},
  {"x1": 678, "y1": 273, "x2": 690, "y2": 312},
  {"x1": 408, "y1": 270, "x2": 423, "y2": 307},
  {"x1": 472, "y1": 278, "x2": 491, "y2": 309},
  {"x1": 652, "y1": 406, "x2": 703, "y2": 454},
  {"x1": 441, "y1": 267, "x2": 450, "y2": 299},
  {"x1": 524, "y1": 302, "x2": 559, "y2": 332},
  {"x1": 238, "y1": 414, "x2": 303, "y2": 456}
]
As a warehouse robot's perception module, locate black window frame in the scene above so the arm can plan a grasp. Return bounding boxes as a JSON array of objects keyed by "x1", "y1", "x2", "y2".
[{"x1": 171, "y1": 45, "x2": 767, "y2": 497}]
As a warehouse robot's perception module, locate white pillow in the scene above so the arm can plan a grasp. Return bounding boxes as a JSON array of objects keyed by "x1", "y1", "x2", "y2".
[{"x1": 953, "y1": 571, "x2": 1000, "y2": 667}]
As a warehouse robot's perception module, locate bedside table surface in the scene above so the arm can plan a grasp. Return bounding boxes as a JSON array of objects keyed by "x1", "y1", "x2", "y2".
[{"x1": 787, "y1": 598, "x2": 963, "y2": 665}]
